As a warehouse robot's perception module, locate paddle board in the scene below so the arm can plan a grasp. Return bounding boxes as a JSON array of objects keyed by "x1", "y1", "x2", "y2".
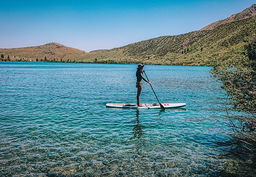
[{"x1": 106, "y1": 103, "x2": 186, "y2": 109}]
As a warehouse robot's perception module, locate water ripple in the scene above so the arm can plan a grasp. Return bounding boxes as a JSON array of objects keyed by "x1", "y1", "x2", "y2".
[{"x1": 0, "y1": 62, "x2": 252, "y2": 176}]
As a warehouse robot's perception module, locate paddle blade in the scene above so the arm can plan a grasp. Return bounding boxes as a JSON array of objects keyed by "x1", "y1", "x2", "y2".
[{"x1": 160, "y1": 103, "x2": 165, "y2": 110}]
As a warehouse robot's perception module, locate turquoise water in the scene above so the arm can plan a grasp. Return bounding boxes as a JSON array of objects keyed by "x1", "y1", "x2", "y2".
[{"x1": 0, "y1": 62, "x2": 247, "y2": 176}]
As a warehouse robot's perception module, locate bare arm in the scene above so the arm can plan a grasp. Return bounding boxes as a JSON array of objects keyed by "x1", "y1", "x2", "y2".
[{"x1": 141, "y1": 73, "x2": 149, "y2": 83}]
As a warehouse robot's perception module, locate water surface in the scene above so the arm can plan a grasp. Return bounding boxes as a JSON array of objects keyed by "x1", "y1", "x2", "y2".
[{"x1": 0, "y1": 62, "x2": 249, "y2": 176}]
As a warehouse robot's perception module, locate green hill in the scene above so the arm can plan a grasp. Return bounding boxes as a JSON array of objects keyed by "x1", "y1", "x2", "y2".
[{"x1": 82, "y1": 14, "x2": 256, "y2": 65}]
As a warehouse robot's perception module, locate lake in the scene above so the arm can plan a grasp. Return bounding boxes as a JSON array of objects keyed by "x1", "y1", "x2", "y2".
[{"x1": 0, "y1": 62, "x2": 252, "y2": 176}]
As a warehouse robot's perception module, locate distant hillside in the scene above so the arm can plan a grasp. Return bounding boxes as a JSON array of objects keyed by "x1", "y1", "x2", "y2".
[
  {"x1": 0, "y1": 43, "x2": 86, "y2": 62},
  {"x1": 81, "y1": 14, "x2": 256, "y2": 65},
  {"x1": 201, "y1": 4, "x2": 256, "y2": 31}
]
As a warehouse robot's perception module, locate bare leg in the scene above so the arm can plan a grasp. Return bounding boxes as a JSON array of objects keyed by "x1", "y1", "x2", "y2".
[{"x1": 137, "y1": 86, "x2": 142, "y2": 106}]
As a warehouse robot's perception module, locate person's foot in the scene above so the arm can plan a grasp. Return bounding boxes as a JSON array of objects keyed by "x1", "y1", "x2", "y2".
[{"x1": 137, "y1": 104, "x2": 143, "y2": 107}]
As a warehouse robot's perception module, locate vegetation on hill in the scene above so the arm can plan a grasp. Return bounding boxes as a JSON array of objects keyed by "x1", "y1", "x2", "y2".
[
  {"x1": 80, "y1": 14, "x2": 256, "y2": 66},
  {"x1": 212, "y1": 41, "x2": 256, "y2": 112}
]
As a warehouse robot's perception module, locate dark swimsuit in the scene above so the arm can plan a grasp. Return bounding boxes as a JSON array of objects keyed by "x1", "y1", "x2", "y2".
[{"x1": 136, "y1": 70, "x2": 143, "y2": 88}]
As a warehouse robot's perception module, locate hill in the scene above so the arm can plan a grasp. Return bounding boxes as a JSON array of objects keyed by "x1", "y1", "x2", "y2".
[
  {"x1": 81, "y1": 12, "x2": 256, "y2": 65},
  {"x1": 0, "y1": 43, "x2": 86, "y2": 62}
]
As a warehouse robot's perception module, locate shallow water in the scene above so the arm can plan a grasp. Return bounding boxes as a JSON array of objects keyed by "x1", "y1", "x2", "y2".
[{"x1": 0, "y1": 62, "x2": 251, "y2": 176}]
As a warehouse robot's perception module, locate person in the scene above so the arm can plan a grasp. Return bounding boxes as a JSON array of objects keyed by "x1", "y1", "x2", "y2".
[{"x1": 136, "y1": 64, "x2": 149, "y2": 107}]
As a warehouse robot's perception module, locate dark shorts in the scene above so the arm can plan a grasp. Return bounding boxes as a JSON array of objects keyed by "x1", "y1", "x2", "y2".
[{"x1": 136, "y1": 82, "x2": 142, "y2": 88}]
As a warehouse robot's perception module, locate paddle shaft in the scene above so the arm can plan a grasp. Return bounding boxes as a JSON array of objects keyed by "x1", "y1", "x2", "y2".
[{"x1": 143, "y1": 71, "x2": 165, "y2": 110}]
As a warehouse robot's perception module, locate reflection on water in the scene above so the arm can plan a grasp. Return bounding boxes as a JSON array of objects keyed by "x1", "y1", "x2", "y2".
[
  {"x1": 133, "y1": 110, "x2": 143, "y2": 139},
  {"x1": 0, "y1": 62, "x2": 254, "y2": 176}
]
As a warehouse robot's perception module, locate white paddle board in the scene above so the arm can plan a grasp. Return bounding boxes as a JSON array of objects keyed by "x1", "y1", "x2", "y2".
[{"x1": 106, "y1": 103, "x2": 186, "y2": 109}]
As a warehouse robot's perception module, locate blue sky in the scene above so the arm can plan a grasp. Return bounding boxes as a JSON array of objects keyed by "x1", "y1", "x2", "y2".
[{"x1": 0, "y1": 0, "x2": 255, "y2": 51}]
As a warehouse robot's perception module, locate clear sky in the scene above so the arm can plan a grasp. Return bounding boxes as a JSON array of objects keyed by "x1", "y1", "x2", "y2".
[{"x1": 0, "y1": 0, "x2": 255, "y2": 51}]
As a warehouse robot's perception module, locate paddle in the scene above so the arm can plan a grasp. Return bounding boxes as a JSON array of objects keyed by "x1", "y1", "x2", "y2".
[{"x1": 143, "y1": 70, "x2": 165, "y2": 110}]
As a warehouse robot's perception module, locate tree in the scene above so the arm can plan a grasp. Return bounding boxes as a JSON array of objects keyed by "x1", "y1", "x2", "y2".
[
  {"x1": 245, "y1": 41, "x2": 256, "y2": 70},
  {"x1": 1, "y1": 54, "x2": 4, "y2": 59}
]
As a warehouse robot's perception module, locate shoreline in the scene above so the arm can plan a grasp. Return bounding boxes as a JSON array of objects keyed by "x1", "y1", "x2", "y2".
[{"x1": 0, "y1": 59, "x2": 213, "y2": 67}]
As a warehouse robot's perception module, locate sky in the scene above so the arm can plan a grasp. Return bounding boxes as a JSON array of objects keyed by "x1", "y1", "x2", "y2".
[{"x1": 0, "y1": 0, "x2": 255, "y2": 51}]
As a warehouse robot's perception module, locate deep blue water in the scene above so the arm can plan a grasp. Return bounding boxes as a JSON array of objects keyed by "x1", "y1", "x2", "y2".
[{"x1": 0, "y1": 61, "x2": 249, "y2": 176}]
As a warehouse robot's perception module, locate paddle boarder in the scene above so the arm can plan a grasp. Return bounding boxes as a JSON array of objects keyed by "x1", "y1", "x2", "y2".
[{"x1": 136, "y1": 64, "x2": 149, "y2": 107}]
